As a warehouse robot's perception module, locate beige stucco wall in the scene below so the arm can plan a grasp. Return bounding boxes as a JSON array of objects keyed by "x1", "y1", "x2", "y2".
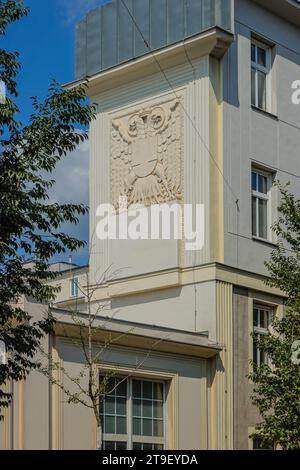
[{"x1": 55, "y1": 337, "x2": 209, "y2": 450}]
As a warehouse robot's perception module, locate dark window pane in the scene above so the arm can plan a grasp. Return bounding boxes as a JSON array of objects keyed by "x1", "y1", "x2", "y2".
[
  {"x1": 116, "y1": 379, "x2": 127, "y2": 397},
  {"x1": 258, "y1": 198, "x2": 268, "y2": 239},
  {"x1": 258, "y1": 174, "x2": 268, "y2": 194},
  {"x1": 116, "y1": 398, "x2": 126, "y2": 416},
  {"x1": 104, "y1": 416, "x2": 115, "y2": 434},
  {"x1": 116, "y1": 442, "x2": 127, "y2": 450},
  {"x1": 253, "y1": 343, "x2": 258, "y2": 366},
  {"x1": 153, "y1": 383, "x2": 163, "y2": 401},
  {"x1": 104, "y1": 377, "x2": 115, "y2": 396},
  {"x1": 252, "y1": 171, "x2": 257, "y2": 191},
  {"x1": 133, "y1": 442, "x2": 142, "y2": 450},
  {"x1": 104, "y1": 396, "x2": 115, "y2": 415},
  {"x1": 103, "y1": 441, "x2": 115, "y2": 450},
  {"x1": 133, "y1": 418, "x2": 141, "y2": 435},
  {"x1": 261, "y1": 310, "x2": 267, "y2": 329},
  {"x1": 251, "y1": 43, "x2": 256, "y2": 62},
  {"x1": 257, "y1": 70, "x2": 267, "y2": 110},
  {"x1": 142, "y1": 443, "x2": 153, "y2": 451},
  {"x1": 143, "y1": 381, "x2": 152, "y2": 399},
  {"x1": 133, "y1": 380, "x2": 141, "y2": 398},
  {"x1": 116, "y1": 416, "x2": 126, "y2": 434},
  {"x1": 252, "y1": 196, "x2": 257, "y2": 236},
  {"x1": 251, "y1": 68, "x2": 256, "y2": 106},
  {"x1": 153, "y1": 401, "x2": 163, "y2": 419},
  {"x1": 253, "y1": 309, "x2": 259, "y2": 327},
  {"x1": 143, "y1": 400, "x2": 152, "y2": 418},
  {"x1": 154, "y1": 419, "x2": 163, "y2": 437},
  {"x1": 257, "y1": 47, "x2": 266, "y2": 67},
  {"x1": 143, "y1": 418, "x2": 153, "y2": 436},
  {"x1": 133, "y1": 399, "x2": 142, "y2": 417}
]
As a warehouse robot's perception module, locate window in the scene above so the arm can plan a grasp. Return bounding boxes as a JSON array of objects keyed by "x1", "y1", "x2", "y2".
[
  {"x1": 100, "y1": 377, "x2": 165, "y2": 450},
  {"x1": 251, "y1": 39, "x2": 272, "y2": 112},
  {"x1": 253, "y1": 304, "x2": 273, "y2": 367},
  {"x1": 70, "y1": 277, "x2": 79, "y2": 297},
  {"x1": 253, "y1": 438, "x2": 274, "y2": 450},
  {"x1": 251, "y1": 168, "x2": 273, "y2": 240}
]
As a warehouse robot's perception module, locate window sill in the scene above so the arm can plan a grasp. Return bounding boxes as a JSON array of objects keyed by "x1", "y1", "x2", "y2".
[
  {"x1": 252, "y1": 236, "x2": 278, "y2": 248},
  {"x1": 251, "y1": 105, "x2": 278, "y2": 120}
]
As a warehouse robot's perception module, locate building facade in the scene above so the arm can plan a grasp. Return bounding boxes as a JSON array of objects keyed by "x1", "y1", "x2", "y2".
[{"x1": 1, "y1": 0, "x2": 300, "y2": 450}]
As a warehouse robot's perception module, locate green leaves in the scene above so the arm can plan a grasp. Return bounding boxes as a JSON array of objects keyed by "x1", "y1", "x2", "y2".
[
  {"x1": 0, "y1": 0, "x2": 29, "y2": 36},
  {"x1": 250, "y1": 183, "x2": 300, "y2": 450},
  {"x1": 0, "y1": 1, "x2": 95, "y2": 415}
]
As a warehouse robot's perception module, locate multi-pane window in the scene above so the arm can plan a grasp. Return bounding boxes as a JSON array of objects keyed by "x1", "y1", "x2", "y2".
[
  {"x1": 251, "y1": 169, "x2": 272, "y2": 240},
  {"x1": 251, "y1": 39, "x2": 271, "y2": 112},
  {"x1": 253, "y1": 304, "x2": 273, "y2": 367},
  {"x1": 70, "y1": 277, "x2": 79, "y2": 297},
  {"x1": 100, "y1": 377, "x2": 165, "y2": 450}
]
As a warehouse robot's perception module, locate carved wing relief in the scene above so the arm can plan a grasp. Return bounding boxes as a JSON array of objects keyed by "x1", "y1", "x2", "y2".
[{"x1": 111, "y1": 99, "x2": 182, "y2": 210}]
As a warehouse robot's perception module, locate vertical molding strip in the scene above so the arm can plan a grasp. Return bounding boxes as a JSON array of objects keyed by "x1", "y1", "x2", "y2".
[{"x1": 215, "y1": 281, "x2": 233, "y2": 449}]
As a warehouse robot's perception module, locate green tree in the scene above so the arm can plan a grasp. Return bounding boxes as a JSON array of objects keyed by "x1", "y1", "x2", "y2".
[
  {"x1": 0, "y1": 0, "x2": 94, "y2": 416},
  {"x1": 250, "y1": 183, "x2": 300, "y2": 450}
]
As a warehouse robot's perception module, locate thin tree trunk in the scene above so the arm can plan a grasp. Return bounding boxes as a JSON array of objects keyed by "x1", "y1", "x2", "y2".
[{"x1": 96, "y1": 423, "x2": 102, "y2": 450}]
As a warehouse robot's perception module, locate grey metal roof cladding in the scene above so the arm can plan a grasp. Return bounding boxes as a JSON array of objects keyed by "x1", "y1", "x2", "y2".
[{"x1": 75, "y1": 0, "x2": 233, "y2": 79}]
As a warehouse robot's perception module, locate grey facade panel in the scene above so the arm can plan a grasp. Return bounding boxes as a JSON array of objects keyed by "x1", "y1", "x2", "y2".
[
  {"x1": 185, "y1": 0, "x2": 204, "y2": 36},
  {"x1": 118, "y1": 0, "x2": 134, "y2": 64},
  {"x1": 75, "y1": 0, "x2": 233, "y2": 79},
  {"x1": 167, "y1": 0, "x2": 184, "y2": 45},
  {"x1": 102, "y1": 2, "x2": 118, "y2": 70},
  {"x1": 150, "y1": 0, "x2": 167, "y2": 51},
  {"x1": 75, "y1": 19, "x2": 87, "y2": 80},
  {"x1": 86, "y1": 9, "x2": 102, "y2": 76},
  {"x1": 133, "y1": 0, "x2": 150, "y2": 57}
]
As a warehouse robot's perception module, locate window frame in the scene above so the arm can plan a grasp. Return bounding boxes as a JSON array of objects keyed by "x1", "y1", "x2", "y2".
[
  {"x1": 70, "y1": 277, "x2": 79, "y2": 298},
  {"x1": 100, "y1": 376, "x2": 166, "y2": 450},
  {"x1": 251, "y1": 167, "x2": 273, "y2": 242},
  {"x1": 253, "y1": 304, "x2": 273, "y2": 368},
  {"x1": 251, "y1": 38, "x2": 272, "y2": 112}
]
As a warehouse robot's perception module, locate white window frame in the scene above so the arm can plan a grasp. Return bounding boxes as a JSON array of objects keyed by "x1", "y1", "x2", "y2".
[
  {"x1": 253, "y1": 304, "x2": 273, "y2": 367},
  {"x1": 251, "y1": 167, "x2": 273, "y2": 242},
  {"x1": 70, "y1": 277, "x2": 79, "y2": 298},
  {"x1": 101, "y1": 377, "x2": 166, "y2": 450},
  {"x1": 251, "y1": 38, "x2": 272, "y2": 112}
]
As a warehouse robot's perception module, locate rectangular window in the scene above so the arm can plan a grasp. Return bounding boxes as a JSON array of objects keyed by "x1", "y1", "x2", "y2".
[
  {"x1": 100, "y1": 377, "x2": 165, "y2": 450},
  {"x1": 251, "y1": 168, "x2": 273, "y2": 241},
  {"x1": 253, "y1": 304, "x2": 273, "y2": 367},
  {"x1": 251, "y1": 39, "x2": 272, "y2": 112},
  {"x1": 70, "y1": 277, "x2": 79, "y2": 297}
]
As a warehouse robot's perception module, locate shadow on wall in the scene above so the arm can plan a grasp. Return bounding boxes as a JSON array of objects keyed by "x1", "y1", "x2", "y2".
[{"x1": 111, "y1": 286, "x2": 182, "y2": 309}]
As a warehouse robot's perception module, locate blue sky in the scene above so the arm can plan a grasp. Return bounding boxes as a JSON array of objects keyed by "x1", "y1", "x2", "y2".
[
  {"x1": 3, "y1": 0, "x2": 111, "y2": 266},
  {"x1": 4, "y1": 0, "x2": 110, "y2": 124}
]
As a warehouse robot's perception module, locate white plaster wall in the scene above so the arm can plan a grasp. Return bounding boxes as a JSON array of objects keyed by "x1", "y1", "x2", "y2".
[
  {"x1": 89, "y1": 58, "x2": 212, "y2": 284},
  {"x1": 92, "y1": 281, "x2": 217, "y2": 339}
]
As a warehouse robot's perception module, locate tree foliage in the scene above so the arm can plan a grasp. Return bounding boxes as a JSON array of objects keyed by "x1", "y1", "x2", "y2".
[
  {"x1": 0, "y1": 0, "x2": 95, "y2": 414},
  {"x1": 250, "y1": 183, "x2": 300, "y2": 450}
]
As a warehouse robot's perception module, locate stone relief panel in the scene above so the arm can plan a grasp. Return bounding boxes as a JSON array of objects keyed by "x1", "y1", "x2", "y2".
[{"x1": 111, "y1": 99, "x2": 182, "y2": 210}]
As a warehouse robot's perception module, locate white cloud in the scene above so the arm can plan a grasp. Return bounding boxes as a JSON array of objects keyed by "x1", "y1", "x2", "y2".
[
  {"x1": 49, "y1": 138, "x2": 89, "y2": 207},
  {"x1": 58, "y1": 0, "x2": 112, "y2": 24},
  {"x1": 48, "y1": 138, "x2": 90, "y2": 266}
]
